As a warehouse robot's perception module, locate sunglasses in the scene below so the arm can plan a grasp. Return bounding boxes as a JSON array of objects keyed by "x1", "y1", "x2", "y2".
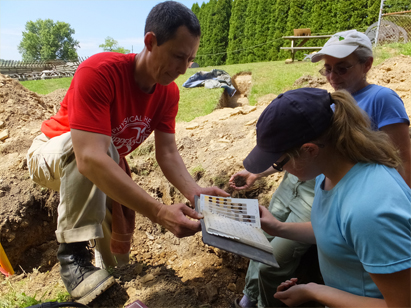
[
  {"x1": 272, "y1": 143, "x2": 325, "y2": 172},
  {"x1": 272, "y1": 156, "x2": 290, "y2": 172},
  {"x1": 319, "y1": 64, "x2": 355, "y2": 76}
]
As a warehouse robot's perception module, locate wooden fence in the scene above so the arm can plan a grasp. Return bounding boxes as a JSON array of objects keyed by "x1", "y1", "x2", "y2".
[{"x1": 0, "y1": 57, "x2": 89, "y2": 81}]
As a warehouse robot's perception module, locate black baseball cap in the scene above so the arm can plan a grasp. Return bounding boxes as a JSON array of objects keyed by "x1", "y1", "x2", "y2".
[{"x1": 243, "y1": 88, "x2": 334, "y2": 174}]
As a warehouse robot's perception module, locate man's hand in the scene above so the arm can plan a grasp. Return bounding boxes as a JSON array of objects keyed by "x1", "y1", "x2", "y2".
[
  {"x1": 229, "y1": 170, "x2": 259, "y2": 190},
  {"x1": 156, "y1": 203, "x2": 203, "y2": 238},
  {"x1": 274, "y1": 279, "x2": 314, "y2": 307}
]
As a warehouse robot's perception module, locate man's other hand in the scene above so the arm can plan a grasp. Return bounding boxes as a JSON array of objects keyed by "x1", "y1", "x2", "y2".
[{"x1": 156, "y1": 203, "x2": 203, "y2": 238}]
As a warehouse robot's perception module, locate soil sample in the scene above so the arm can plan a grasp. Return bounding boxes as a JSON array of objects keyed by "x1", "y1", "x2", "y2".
[{"x1": 233, "y1": 175, "x2": 247, "y2": 187}]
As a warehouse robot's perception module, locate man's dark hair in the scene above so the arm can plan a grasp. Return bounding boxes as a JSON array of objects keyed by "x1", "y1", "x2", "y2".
[{"x1": 145, "y1": 1, "x2": 201, "y2": 46}]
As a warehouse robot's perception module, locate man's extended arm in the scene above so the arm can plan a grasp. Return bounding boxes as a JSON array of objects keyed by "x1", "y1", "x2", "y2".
[
  {"x1": 71, "y1": 129, "x2": 202, "y2": 238},
  {"x1": 154, "y1": 130, "x2": 229, "y2": 206}
]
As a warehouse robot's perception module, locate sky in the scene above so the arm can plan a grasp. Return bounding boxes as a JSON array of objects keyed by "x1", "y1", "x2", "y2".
[{"x1": 0, "y1": 0, "x2": 206, "y2": 61}]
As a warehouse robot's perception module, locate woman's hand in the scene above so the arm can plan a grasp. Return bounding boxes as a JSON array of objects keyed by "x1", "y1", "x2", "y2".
[
  {"x1": 259, "y1": 205, "x2": 282, "y2": 236},
  {"x1": 274, "y1": 278, "x2": 315, "y2": 307},
  {"x1": 229, "y1": 170, "x2": 259, "y2": 190}
]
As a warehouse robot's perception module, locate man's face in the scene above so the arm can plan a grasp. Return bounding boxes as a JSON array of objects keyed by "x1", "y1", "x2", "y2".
[{"x1": 149, "y1": 26, "x2": 200, "y2": 85}]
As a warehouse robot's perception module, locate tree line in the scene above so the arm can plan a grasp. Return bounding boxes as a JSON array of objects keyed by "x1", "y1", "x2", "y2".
[
  {"x1": 191, "y1": 0, "x2": 410, "y2": 67},
  {"x1": 17, "y1": 0, "x2": 409, "y2": 64}
]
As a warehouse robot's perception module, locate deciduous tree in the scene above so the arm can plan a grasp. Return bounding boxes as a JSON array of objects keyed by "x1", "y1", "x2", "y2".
[
  {"x1": 99, "y1": 37, "x2": 130, "y2": 54},
  {"x1": 18, "y1": 19, "x2": 79, "y2": 61}
]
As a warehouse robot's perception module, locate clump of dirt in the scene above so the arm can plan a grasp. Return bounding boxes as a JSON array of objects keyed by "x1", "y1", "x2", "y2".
[
  {"x1": 293, "y1": 74, "x2": 327, "y2": 88},
  {"x1": 233, "y1": 175, "x2": 247, "y2": 187},
  {"x1": 0, "y1": 55, "x2": 410, "y2": 307}
]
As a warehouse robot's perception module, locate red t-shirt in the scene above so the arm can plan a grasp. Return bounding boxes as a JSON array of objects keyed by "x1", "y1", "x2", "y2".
[{"x1": 41, "y1": 52, "x2": 179, "y2": 157}]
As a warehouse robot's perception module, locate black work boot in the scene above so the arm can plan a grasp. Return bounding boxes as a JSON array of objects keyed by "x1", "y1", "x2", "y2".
[{"x1": 57, "y1": 241, "x2": 115, "y2": 304}]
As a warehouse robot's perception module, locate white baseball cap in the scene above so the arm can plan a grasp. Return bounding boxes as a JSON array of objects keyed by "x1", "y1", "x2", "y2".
[{"x1": 311, "y1": 29, "x2": 372, "y2": 63}]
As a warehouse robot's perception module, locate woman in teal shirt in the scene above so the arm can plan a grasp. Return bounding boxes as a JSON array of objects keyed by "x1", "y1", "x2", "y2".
[{"x1": 243, "y1": 87, "x2": 410, "y2": 307}]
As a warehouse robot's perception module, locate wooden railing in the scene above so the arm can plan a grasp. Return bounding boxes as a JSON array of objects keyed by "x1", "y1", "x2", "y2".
[{"x1": 0, "y1": 57, "x2": 89, "y2": 81}]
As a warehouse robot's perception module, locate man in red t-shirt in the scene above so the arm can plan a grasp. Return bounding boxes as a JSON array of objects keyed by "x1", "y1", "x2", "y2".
[{"x1": 26, "y1": 1, "x2": 229, "y2": 304}]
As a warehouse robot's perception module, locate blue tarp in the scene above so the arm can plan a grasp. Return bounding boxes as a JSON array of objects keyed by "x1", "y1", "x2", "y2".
[{"x1": 182, "y1": 69, "x2": 236, "y2": 97}]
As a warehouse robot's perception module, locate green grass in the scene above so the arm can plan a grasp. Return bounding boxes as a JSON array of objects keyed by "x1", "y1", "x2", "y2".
[
  {"x1": 175, "y1": 60, "x2": 320, "y2": 122},
  {"x1": 19, "y1": 42, "x2": 410, "y2": 122},
  {"x1": 17, "y1": 61, "x2": 321, "y2": 123},
  {"x1": 373, "y1": 42, "x2": 411, "y2": 65},
  {"x1": 0, "y1": 278, "x2": 69, "y2": 308},
  {"x1": 20, "y1": 77, "x2": 72, "y2": 95}
]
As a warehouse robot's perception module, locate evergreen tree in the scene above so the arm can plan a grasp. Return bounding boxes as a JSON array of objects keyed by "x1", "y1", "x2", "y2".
[
  {"x1": 309, "y1": 0, "x2": 325, "y2": 35},
  {"x1": 196, "y1": 1, "x2": 214, "y2": 67},
  {"x1": 336, "y1": 0, "x2": 369, "y2": 32},
  {"x1": 266, "y1": 1, "x2": 279, "y2": 61},
  {"x1": 254, "y1": 0, "x2": 273, "y2": 62},
  {"x1": 300, "y1": 0, "x2": 319, "y2": 48},
  {"x1": 243, "y1": 0, "x2": 259, "y2": 63},
  {"x1": 301, "y1": 0, "x2": 315, "y2": 31},
  {"x1": 367, "y1": 0, "x2": 381, "y2": 26},
  {"x1": 284, "y1": 0, "x2": 306, "y2": 60},
  {"x1": 191, "y1": 2, "x2": 200, "y2": 16},
  {"x1": 310, "y1": 0, "x2": 337, "y2": 35},
  {"x1": 384, "y1": 0, "x2": 410, "y2": 12},
  {"x1": 191, "y1": 2, "x2": 203, "y2": 65},
  {"x1": 327, "y1": 1, "x2": 340, "y2": 33},
  {"x1": 286, "y1": 0, "x2": 305, "y2": 34},
  {"x1": 209, "y1": 0, "x2": 232, "y2": 65},
  {"x1": 227, "y1": 0, "x2": 249, "y2": 64},
  {"x1": 269, "y1": 0, "x2": 291, "y2": 60}
]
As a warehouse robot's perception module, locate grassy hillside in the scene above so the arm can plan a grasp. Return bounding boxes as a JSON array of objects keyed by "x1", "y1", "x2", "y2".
[
  {"x1": 20, "y1": 42, "x2": 411, "y2": 122},
  {"x1": 19, "y1": 60, "x2": 320, "y2": 122}
]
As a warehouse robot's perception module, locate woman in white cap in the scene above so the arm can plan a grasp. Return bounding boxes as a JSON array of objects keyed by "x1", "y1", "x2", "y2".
[
  {"x1": 231, "y1": 29, "x2": 410, "y2": 308},
  {"x1": 245, "y1": 87, "x2": 410, "y2": 307},
  {"x1": 311, "y1": 29, "x2": 410, "y2": 185}
]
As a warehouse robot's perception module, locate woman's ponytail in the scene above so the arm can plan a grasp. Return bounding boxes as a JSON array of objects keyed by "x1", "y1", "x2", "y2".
[{"x1": 324, "y1": 90, "x2": 401, "y2": 168}]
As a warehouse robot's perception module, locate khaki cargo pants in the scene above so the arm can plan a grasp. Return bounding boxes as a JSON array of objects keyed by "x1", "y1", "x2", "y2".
[
  {"x1": 243, "y1": 172, "x2": 315, "y2": 308},
  {"x1": 26, "y1": 132, "x2": 129, "y2": 268}
]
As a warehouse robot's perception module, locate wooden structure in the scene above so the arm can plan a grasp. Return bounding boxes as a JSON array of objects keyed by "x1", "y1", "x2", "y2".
[
  {"x1": 280, "y1": 30, "x2": 332, "y2": 62},
  {"x1": 293, "y1": 28, "x2": 311, "y2": 36},
  {"x1": 0, "y1": 57, "x2": 88, "y2": 81}
]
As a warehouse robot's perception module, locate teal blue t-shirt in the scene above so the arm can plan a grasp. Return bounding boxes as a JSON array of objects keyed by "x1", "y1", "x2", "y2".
[{"x1": 312, "y1": 163, "x2": 411, "y2": 298}]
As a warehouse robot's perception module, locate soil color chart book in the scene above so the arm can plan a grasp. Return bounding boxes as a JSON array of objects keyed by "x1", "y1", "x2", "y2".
[{"x1": 197, "y1": 194, "x2": 273, "y2": 254}]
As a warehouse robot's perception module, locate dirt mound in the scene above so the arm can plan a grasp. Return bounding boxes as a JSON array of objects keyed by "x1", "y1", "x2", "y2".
[
  {"x1": 0, "y1": 55, "x2": 410, "y2": 307},
  {"x1": 217, "y1": 72, "x2": 252, "y2": 108},
  {"x1": 293, "y1": 75, "x2": 327, "y2": 88},
  {"x1": 368, "y1": 55, "x2": 411, "y2": 118},
  {"x1": 0, "y1": 75, "x2": 66, "y2": 274}
]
